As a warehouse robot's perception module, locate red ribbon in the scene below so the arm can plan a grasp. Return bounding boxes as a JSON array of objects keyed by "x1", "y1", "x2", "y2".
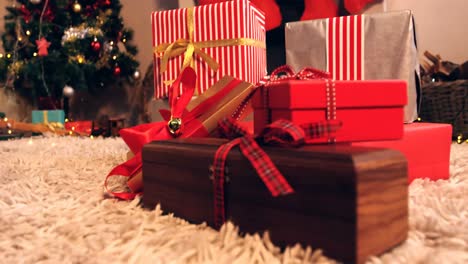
[
  {"x1": 212, "y1": 117, "x2": 342, "y2": 228},
  {"x1": 105, "y1": 67, "x2": 243, "y2": 200}
]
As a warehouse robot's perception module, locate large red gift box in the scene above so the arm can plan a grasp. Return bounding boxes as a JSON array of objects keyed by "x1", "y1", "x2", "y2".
[
  {"x1": 352, "y1": 123, "x2": 452, "y2": 183},
  {"x1": 253, "y1": 79, "x2": 407, "y2": 143},
  {"x1": 152, "y1": 0, "x2": 266, "y2": 99}
]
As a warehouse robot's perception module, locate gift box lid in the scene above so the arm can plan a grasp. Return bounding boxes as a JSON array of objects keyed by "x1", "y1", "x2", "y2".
[{"x1": 255, "y1": 80, "x2": 407, "y2": 109}]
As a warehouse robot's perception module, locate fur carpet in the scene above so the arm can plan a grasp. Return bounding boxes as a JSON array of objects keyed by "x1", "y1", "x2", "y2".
[{"x1": 0, "y1": 136, "x2": 467, "y2": 264}]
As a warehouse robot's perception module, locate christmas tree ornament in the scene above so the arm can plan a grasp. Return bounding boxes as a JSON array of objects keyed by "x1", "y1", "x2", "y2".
[
  {"x1": 43, "y1": 7, "x2": 55, "y2": 21},
  {"x1": 76, "y1": 55, "x2": 85, "y2": 63},
  {"x1": 63, "y1": 85, "x2": 75, "y2": 98},
  {"x1": 91, "y1": 41, "x2": 101, "y2": 52},
  {"x1": 29, "y1": 0, "x2": 42, "y2": 4},
  {"x1": 133, "y1": 70, "x2": 140, "y2": 79},
  {"x1": 36, "y1": 37, "x2": 51, "y2": 56},
  {"x1": 73, "y1": 2, "x2": 82, "y2": 13},
  {"x1": 20, "y1": 5, "x2": 32, "y2": 23},
  {"x1": 113, "y1": 66, "x2": 121, "y2": 76}
]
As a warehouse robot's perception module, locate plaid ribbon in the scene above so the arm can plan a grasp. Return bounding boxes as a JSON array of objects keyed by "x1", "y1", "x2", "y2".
[
  {"x1": 211, "y1": 117, "x2": 342, "y2": 228},
  {"x1": 267, "y1": 65, "x2": 331, "y2": 83}
]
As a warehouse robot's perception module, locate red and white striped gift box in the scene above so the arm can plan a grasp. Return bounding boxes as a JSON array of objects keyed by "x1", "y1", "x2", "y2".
[
  {"x1": 152, "y1": 0, "x2": 267, "y2": 99},
  {"x1": 326, "y1": 15, "x2": 365, "y2": 81}
]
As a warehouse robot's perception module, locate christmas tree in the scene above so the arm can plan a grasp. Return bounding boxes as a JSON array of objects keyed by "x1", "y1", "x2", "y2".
[{"x1": 0, "y1": 0, "x2": 139, "y2": 108}]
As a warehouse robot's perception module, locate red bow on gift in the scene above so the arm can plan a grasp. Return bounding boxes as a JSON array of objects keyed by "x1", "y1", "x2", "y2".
[
  {"x1": 211, "y1": 117, "x2": 342, "y2": 228},
  {"x1": 105, "y1": 67, "x2": 217, "y2": 200}
]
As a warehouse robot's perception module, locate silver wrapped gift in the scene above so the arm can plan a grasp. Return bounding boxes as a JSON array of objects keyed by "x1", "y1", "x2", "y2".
[{"x1": 285, "y1": 10, "x2": 420, "y2": 123}]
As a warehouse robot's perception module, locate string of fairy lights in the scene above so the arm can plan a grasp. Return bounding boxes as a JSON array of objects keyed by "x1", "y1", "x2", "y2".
[{"x1": 0, "y1": 114, "x2": 97, "y2": 139}]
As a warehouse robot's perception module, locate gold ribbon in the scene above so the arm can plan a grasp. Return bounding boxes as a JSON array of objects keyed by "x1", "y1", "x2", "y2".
[
  {"x1": 154, "y1": 7, "x2": 266, "y2": 74},
  {"x1": 42, "y1": 111, "x2": 64, "y2": 130},
  {"x1": 43, "y1": 111, "x2": 48, "y2": 125}
]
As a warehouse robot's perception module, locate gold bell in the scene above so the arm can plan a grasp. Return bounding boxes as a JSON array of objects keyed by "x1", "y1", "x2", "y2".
[{"x1": 168, "y1": 117, "x2": 182, "y2": 136}]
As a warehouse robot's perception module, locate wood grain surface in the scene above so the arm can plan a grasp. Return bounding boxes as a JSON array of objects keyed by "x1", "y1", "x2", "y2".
[{"x1": 142, "y1": 138, "x2": 408, "y2": 263}]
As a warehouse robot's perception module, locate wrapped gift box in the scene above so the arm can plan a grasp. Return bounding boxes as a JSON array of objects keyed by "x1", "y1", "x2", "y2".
[
  {"x1": 285, "y1": 10, "x2": 420, "y2": 123},
  {"x1": 252, "y1": 79, "x2": 407, "y2": 143},
  {"x1": 152, "y1": 0, "x2": 267, "y2": 99},
  {"x1": 64, "y1": 121, "x2": 93, "y2": 136},
  {"x1": 32, "y1": 110, "x2": 65, "y2": 125},
  {"x1": 352, "y1": 123, "x2": 452, "y2": 183},
  {"x1": 123, "y1": 74, "x2": 256, "y2": 193},
  {"x1": 142, "y1": 138, "x2": 408, "y2": 264}
]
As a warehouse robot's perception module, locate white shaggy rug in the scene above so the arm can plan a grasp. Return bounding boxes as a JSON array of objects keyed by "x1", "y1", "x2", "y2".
[{"x1": 0, "y1": 136, "x2": 467, "y2": 264}]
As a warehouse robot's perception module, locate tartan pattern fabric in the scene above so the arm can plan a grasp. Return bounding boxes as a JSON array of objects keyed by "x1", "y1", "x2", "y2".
[
  {"x1": 268, "y1": 65, "x2": 331, "y2": 83},
  {"x1": 212, "y1": 117, "x2": 342, "y2": 228},
  {"x1": 261, "y1": 119, "x2": 342, "y2": 147}
]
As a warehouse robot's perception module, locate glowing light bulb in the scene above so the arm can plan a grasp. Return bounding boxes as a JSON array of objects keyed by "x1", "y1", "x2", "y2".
[
  {"x1": 90, "y1": 135, "x2": 94, "y2": 139},
  {"x1": 3, "y1": 118, "x2": 7, "y2": 122},
  {"x1": 65, "y1": 118, "x2": 69, "y2": 122},
  {"x1": 77, "y1": 55, "x2": 84, "y2": 63},
  {"x1": 28, "y1": 139, "x2": 33, "y2": 145},
  {"x1": 26, "y1": 30, "x2": 31, "y2": 36},
  {"x1": 7, "y1": 130, "x2": 12, "y2": 134},
  {"x1": 112, "y1": 55, "x2": 117, "y2": 60},
  {"x1": 73, "y1": 2, "x2": 82, "y2": 12},
  {"x1": 6, "y1": 54, "x2": 12, "y2": 59},
  {"x1": 33, "y1": 52, "x2": 38, "y2": 57},
  {"x1": 0, "y1": 54, "x2": 4, "y2": 58}
]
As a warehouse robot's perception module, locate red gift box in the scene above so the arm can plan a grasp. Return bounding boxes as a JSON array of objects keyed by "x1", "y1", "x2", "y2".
[
  {"x1": 253, "y1": 79, "x2": 407, "y2": 143},
  {"x1": 65, "y1": 121, "x2": 93, "y2": 136},
  {"x1": 352, "y1": 123, "x2": 452, "y2": 183},
  {"x1": 152, "y1": 0, "x2": 266, "y2": 99}
]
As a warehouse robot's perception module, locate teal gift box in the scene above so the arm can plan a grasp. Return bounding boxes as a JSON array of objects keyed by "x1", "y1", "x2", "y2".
[{"x1": 32, "y1": 110, "x2": 65, "y2": 125}]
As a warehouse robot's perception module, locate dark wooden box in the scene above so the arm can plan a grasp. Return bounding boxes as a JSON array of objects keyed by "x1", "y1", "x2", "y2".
[{"x1": 142, "y1": 138, "x2": 408, "y2": 264}]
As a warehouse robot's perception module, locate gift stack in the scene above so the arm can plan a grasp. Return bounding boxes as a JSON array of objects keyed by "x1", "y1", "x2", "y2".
[
  {"x1": 105, "y1": 1, "x2": 452, "y2": 263},
  {"x1": 281, "y1": 10, "x2": 452, "y2": 183}
]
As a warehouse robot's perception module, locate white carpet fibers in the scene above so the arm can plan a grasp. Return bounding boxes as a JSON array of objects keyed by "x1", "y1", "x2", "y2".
[{"x1": 0, "y1": 136, "x2": 466, "y2": 263}]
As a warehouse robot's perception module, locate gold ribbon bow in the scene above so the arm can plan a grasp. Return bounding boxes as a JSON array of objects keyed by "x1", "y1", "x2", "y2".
[
  {"x1": 42, "y1": 111, "x2": 64, "y2": 131},
  {"x1": 154, "y1": 7, "x2": 266, "y2": 75}
]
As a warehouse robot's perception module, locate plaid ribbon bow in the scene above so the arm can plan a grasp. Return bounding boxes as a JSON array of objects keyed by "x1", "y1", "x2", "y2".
[
  {"x1": 211, "y1": 117, "x2": 342, "y2": 228},
  {"x1": 266, "y1": 65, "x2": 331, "y2": 83}
]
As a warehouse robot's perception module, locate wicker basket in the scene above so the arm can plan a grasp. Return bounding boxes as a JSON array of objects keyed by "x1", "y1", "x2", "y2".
[{"x1": 420, "y1": 80, "x2": 468, "y2": 139}]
